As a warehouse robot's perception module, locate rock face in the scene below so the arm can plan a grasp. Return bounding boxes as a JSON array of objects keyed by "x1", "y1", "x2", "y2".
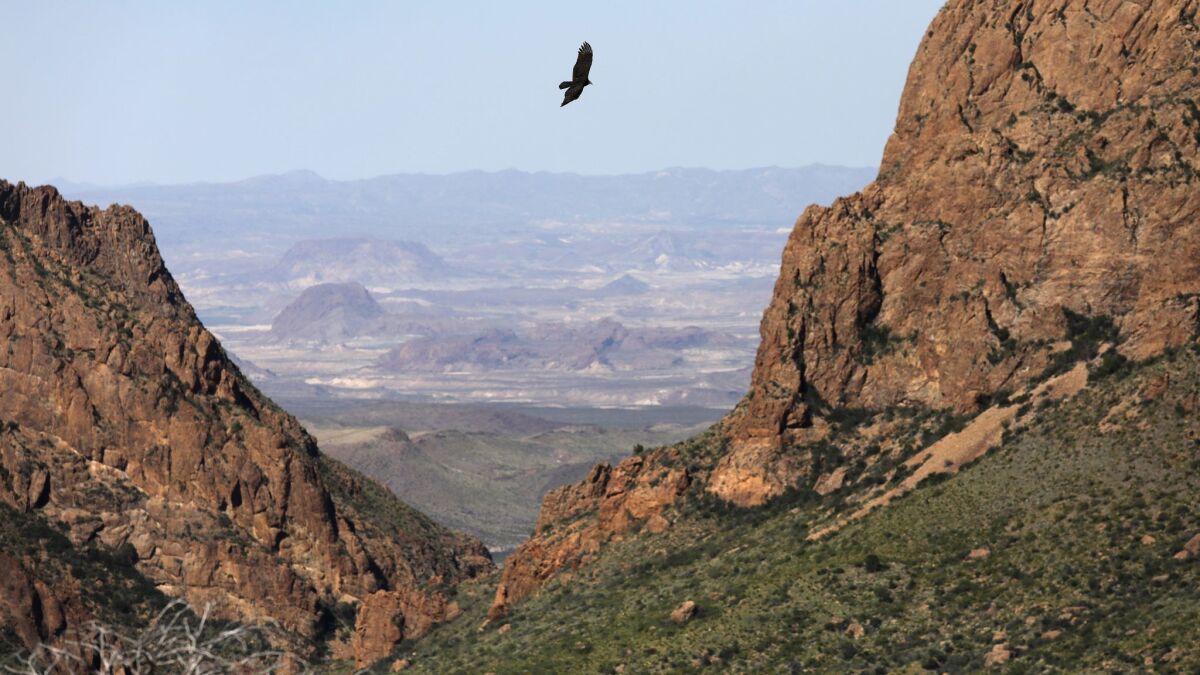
[
  {"x1": 719, "y1": 0, "x2": 1200, "y2": 505},
  {"x1": 0, "y1": 551, "x2": 80, "y2": 653},
  {"x1": 487, "y1": 452, "x2": 690, "y2": 621},
  {"x1": 490, "y1": 0, "x2": 1200, "y2": 617},
  {"x1": 0, "y1": 182, "x2": 492, "y2": 663}
]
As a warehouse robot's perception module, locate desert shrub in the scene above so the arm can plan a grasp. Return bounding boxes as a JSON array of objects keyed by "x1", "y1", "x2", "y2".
[
  {"x1": 3, "y1": 600, "x2": 305, "y2": 674},
  {"x1": 1042, "y1": 309, "x2": 1120, "y2": 378},
  {"x1": 1091, "y1": 350, "x2": 1132, "y2": 380}
]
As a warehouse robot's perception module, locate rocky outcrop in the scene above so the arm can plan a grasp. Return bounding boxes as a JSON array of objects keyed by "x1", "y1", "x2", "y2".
[
  {"x1": 489, "y1": 0, "x2": 1200, "y2": 616},
  {"x1": 1175, "y1": 532, "x2": 1200, "y2": 560},
  {"x1": 670, "y1": 600, "x2": 698, "y2": 624},
  {"x1": 488, "y1": 451, "x2": 690, "y2": 620},
  {"x1": 0, "y1": 181, "x2": 492, "y2": 662},
  {"x1": 0, "y1": 552, "x2": 77, "y2": 652},
  {"x1": 720, "y1": 0, "x2": 1200, "y2": 505}
]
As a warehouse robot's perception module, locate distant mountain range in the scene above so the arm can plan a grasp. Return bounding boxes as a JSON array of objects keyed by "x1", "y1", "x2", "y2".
[
  {"x1": 378, "y1": 318, "x2": 748, "y2": 374},
  {"x1": 56, "y1": 165, "x2": 876, "y2": 247}
]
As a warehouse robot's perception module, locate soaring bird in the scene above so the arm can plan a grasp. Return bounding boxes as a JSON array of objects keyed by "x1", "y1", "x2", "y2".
[{"x1": 559, "y1": 42, "x2": 593, "y2": 107}]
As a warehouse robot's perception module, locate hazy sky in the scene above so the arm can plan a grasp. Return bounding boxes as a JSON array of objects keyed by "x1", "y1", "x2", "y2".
[{"x1": 3, "y1": 1, "x2": 944, "y2": 185}]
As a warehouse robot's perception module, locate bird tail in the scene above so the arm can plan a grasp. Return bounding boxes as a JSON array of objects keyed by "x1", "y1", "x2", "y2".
[{"x1": 559, "y1": 81, "x2": 572, "y2": 90}]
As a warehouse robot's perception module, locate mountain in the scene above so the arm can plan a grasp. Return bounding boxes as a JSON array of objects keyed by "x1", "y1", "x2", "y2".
[
  {"x1": 367, "y1": 1, "x2": 1200, "y2": 671},
  {"x1": 58, "y1": 166, "x2": 877, "y2": 248},
  {"x1": 716, "y1": 0, "x2": 1200, "y2": 507},
  {"x1": 0, "y1": 181, "x2": 492, "y2": 666},
  {"x1": 270, "y1": 282, "x2": 386, "y2": 342},
  {"x1": 267, "y1": 282, "x2": 453, "y2": 345},
  {"x1": 272, "y1": 238, "x2": 452, "y2": 290},
  {"x1": 377, "y1": 318, "x2": 747, "y2": 373},
  {"x1": 594, "y1": 274, "x2": 650, "y2": 297}
]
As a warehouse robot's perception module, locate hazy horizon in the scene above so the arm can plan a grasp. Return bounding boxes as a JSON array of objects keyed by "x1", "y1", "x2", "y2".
[
  {"x1": 4, "y1": 2, "x2": 943, "y2": 186},
  {"x1": 45, "y1": 162, "x2": 878, "y2": 191}
]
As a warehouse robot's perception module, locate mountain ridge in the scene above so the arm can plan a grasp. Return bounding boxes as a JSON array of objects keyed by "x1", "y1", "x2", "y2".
[
  {"x1": 57, "y1": 165, "x2": 878, "y2": 248},
  {"x1": 0, "y1": 180, "x2": 492, "y2": 666}
]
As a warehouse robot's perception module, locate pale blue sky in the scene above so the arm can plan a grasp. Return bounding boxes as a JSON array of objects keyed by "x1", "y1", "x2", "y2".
[{"x1": 2, "y1": 1, "x2": 944, "y2": 185}]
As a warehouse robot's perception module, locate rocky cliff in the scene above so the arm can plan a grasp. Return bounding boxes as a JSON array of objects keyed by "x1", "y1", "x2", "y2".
[
  {"x1": 0, "y1": 181, "x2": 492, "y2": 665},
  {"x1": 489, "y1": 0, "x2": 1200, "y2": 618}
]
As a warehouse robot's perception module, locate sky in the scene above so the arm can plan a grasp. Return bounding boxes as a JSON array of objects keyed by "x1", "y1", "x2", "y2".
[{"x1": 2, "y1": 1, "x2": 945, "y2": 186}]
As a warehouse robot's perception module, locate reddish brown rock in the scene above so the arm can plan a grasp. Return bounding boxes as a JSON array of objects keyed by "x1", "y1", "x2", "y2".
[
  {"x1": 1174, "y1": 533, "x2": 1200, "y2": 560},
  {"x1": 0, "y1": 553, "x2": 75, "y2": 650},
  {"x1": 985, "y1": 643, "x2": 1013, "y2": 667},
  {"x1": 966, "y1": 547, "x2": 992, "y2": 562},
  {"x1": 352, "y1": 597, "x2": 401, "y2": 666},
  {"x1": 720, "y1": 0, "x2": 1200, "y2": 504},
  {"x1": 670, "y1": 600, "x2": 698, "y2": 624},
  {"x1": 488, "y1": 451, "x2": 689, "y2": 620},
  {"x1": 0, "y1": 181, "x2": 492, "y2": 662},
  {"x1": 482, "y1": 0, "x2": 1200, "y2": 618}
]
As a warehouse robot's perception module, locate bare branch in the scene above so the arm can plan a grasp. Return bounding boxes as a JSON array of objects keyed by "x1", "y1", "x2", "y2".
[{"x1": 2, "y1": 600, "x2": 311, "y2": 675}]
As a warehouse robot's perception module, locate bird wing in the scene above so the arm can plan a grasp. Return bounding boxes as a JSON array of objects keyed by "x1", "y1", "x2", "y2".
[
  {"x1": 572, "y1": 42, "x2": 593, "y2": 81},
  {"x1": 561, "y1": 84, "x2": 584, "y2": 106}
]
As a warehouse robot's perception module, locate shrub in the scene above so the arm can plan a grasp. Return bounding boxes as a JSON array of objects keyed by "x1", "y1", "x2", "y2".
[
  {"x1": 1091, "y1": 350, "x2": 1132, "y2": 380},
  {"x1": 4, "y1": 600, "x2": 303, "y2": 674}
]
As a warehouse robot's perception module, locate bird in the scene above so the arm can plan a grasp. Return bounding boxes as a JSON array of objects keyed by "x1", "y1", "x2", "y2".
[{"x1": 559, "y1": 42, "x2": 593, "y2": 107}]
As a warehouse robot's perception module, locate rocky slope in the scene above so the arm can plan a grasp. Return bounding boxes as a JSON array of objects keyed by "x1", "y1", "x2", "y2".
[
  {"x1": 0, "y1": 181, "x2": 492, "y2": 665},
  {"x1": 404, "y1": 346, "x2": 1200, "y2": 672},
  {"x1": 313, "y1": 420, "x2": 706, "y2": 552},
  {"x1": 719, "y1": 0, "x2": 1200, "y2": 506},
  {"x1": 486, "y1": 0, "x2": 1200, "y2": 622}
]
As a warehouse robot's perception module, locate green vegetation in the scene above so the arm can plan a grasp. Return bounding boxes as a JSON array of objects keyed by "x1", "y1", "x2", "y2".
[
  {"x1": 857, "y1": 322, "x2": 914, "y2": 365},
  {"x1": 318, "y1": 455, "x2": 469, "y2": 567},
  {"x1": 1042, "y1": 309, "x2": 1121, "y2": 379},
  {"x1": 379, "y1": 346, "x2": 1200, "y2": 673},
  {"x1": 312, "y1": 418, "x2": 707, "y2": 550}
]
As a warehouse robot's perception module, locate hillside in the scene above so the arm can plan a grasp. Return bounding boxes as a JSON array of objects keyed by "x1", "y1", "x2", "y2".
[
  {"x1": 0, "y1": 181, "x2": 492, "y2": 666},
  {"x1": 396, "y1": 346, "x2": 1200, "y2": 672},
  {"x1": 309, "y1": 418, "x2": 710, "y2": 551},
  {"x1": 369, "y1": 0, "x2": 1200, "y2": 671}
]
